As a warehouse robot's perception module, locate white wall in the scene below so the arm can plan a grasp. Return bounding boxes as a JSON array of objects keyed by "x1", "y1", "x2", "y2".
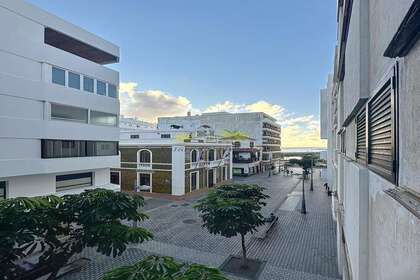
[{"x1": 171, "y1": 146, "x2": 186, "y2": 195}]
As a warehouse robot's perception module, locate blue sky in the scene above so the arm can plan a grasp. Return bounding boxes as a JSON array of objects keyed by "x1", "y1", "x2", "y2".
[{"x1": 29, "y1": 0, "x2": 337, "y2": 147}]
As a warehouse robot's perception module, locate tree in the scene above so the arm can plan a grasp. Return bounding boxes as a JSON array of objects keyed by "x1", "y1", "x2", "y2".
[
  {"x1": 102, "y1": 255, "x2": 228, "y2": 280},
  {"x1": 221, "y1": 129, "x2": 251, "y2": 140},
  {"x1": 195, "y1": 184, "x2": 269, "y2": 268},
  {"x1": 0, "y1": 189, "x2": 153, "y2": 280}
]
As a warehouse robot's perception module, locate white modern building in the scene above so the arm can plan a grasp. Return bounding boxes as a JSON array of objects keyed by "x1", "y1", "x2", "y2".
[
  {"x1": 0, "y1": 0, "x2": 120, "y2": 198},
  {"x1": 321, "y1": 1, "x2": 420, "y2": 279},
  {"x1": 158, "y1": 112, "x2": 281, "y2": 170}
]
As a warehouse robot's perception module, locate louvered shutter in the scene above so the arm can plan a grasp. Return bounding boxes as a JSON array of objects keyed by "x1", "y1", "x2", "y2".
[
  {"x1": 356, "y1": 107, "x2": 367, "y2": 162},
  {"x1": 367, "y1": 78, "x2": 396, "y2": 182}
]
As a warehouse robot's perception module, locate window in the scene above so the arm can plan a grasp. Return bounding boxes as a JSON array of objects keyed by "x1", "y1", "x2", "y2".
[
  {"x1": 139, "y1": 150, "x2": 151, "y2": 163},
  {"x1": 42, "y1": 140, "x2": 118, "y2": 158},
  {"x1": 367, "y1": 68, "x2": 398, "y2": 183},
  {"x1": 110, "y1": 172, "x2": 120, "y2": 185},
  {"x1": 83, "y1": 76, "x2": 94, "y2": 93},
  {"x1": 191, "y1": 149, "x2": 198, "y2": 162},
  {"x1": 190, "y1": 171, "x2": 198, "y2": 191},
  {"x1": 97, "y1": 80, "x2": 107, "y2": 96},
  {"x1": 0, "y1": 181, "x2": 6, "y2": 200},
  {"x1": 139, "y1": 173, "x2": 151, "y2": 186},
  {"x1": 108, "y1": 84, "x2": 117, "y2": 98},
  {"x1": 339, "y1": 129, "x2": 346, "y2": 154},
  {"x1": 52, "y1": 67, "x2": 65, "y2": 86},
  {"x1": 161, "y1": 134, "x2": 171, "y2": 139},
  {"x1": 68, "y1": 72, "x2": 80, "y2": 90},
  {"x1": 130, "y1": 134, "x2": 139, "y2": 139},
  {"x1": 356, "y1": 106, "x2": 367, "y2": 162},
  {"x1": 51, "y1": 103, "x2": 88, "y2": 123},
  {"x1": 56, "y1": 172, "x2": 92, "y2": 191},
  {"x1": 250, "y1": 141, "x2": 254, "y2": 148},
  {"x1": 87, "y1": 141, "x2": 119, "y2": 156},
  {"x1": 90, "y1": 110, "x2": 118, "y2": 126},
  {"x1": 233, "y1": 141, "x2": 241, "y2": 148},
  {"x1": 208, "y1": 149, "x2": 215, "y2": 161}
]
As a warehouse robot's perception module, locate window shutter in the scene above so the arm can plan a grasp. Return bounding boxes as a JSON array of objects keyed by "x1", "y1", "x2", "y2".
[
  {"x1": 356, "y1": 107, "x2": 367, "y2": 162},
  {"x1": 367, "y1": 77, "x2": 396, "y2": 183}
]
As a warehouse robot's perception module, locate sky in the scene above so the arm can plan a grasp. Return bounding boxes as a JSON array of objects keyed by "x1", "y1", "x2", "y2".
[{"x1": 29, "y1": 0, "x2": 337, "y2": 148}]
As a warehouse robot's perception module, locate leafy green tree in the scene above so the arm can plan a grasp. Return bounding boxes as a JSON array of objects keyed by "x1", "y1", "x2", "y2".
[
  {"x1": 0, "y1": 189, "x2": 152, "y2": 280},
  {"x1": 102, "y1": 255, "x2": 228, "y2": 280},
  {"x1": 195, "y1": 184, "x2": 269, "y2": 268}
]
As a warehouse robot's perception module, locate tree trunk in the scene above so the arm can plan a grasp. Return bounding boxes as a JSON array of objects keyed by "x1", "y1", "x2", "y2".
[{"x1": 240, "y1": 233, "x2": 248, "y2": 269}]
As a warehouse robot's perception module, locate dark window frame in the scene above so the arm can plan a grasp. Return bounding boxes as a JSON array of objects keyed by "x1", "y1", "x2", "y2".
[
  {"x1": 366, "y1": 64, "x2": 399, "y2": 184},
  {"x1": 0, "y1": 181, "x2": 7, "y2": 200},
  {"x1": 42, "y1": 140, "x2": 118, "y2": 158}
]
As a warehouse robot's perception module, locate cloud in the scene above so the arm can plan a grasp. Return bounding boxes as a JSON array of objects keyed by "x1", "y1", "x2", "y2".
[
  {"x1": 119, "y1": 81, "x2": 326, "y2": 148},
  {"x1": 119, "y1": 82, "x2": 192, "y2": 123}
]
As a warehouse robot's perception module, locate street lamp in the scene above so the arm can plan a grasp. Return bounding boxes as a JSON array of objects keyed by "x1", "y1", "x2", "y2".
[
  {"x1": 301, "y1": 170, "x2": 307, "y2": 214},
  {"x1": 310, "y1": 158, "x2": 314, "y2": 192}
]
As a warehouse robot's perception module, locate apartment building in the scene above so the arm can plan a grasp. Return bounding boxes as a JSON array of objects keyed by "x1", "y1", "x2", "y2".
[
  {"x1": 158, "y1": 112, "x2": 281, "y2": 171},
  {"x1": 0, "y1": 0, "x2": 120, "y2": 198},
  {"x1": 113, "y1": 141, "x2": 232, "y2": 196},
  {"x1": 321, "y1": 1, "x2": 420, "y2": 279}
]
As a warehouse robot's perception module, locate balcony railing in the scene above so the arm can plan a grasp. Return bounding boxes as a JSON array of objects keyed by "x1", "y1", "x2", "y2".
[{"x1": 137, "y1": 162, "x2": 152, "y2": 170}]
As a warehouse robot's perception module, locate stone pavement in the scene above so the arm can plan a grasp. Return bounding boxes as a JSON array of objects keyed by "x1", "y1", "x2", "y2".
[{"x1": 62, "y1": 170, "x2": 341, "y2": 280}]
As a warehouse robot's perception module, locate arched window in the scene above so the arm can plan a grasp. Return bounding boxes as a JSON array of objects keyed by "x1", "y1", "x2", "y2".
[
  {"x1": 191, "y1": 149, "x2": 198, "y2": 162},
  {"x1": 138, "y1": 149, "x2": 152, "y2": 163},
  {"x1": 208, "y1": 149, "x2": 215, "y2": 161}
]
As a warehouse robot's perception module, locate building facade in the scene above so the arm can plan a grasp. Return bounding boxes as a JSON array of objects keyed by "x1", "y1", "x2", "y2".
[
  {"x1": 114, "y1": 142, "x2": 232, "y2": 196},
  {"x1": 0, "y1": 0, "x2": 120, "y2": 198},
  {"x1": 230, "y1": 139, "x2": 262, "y2": 176},
  {"x1": 158, "y1": 112, "x2": 281, "y2": 170},
  {"x1": 321, "y1": 1, "x2": 420, "y2": 279}
]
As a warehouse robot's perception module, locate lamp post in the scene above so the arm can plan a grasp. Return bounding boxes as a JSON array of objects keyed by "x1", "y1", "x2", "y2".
[
  {"x1": 310, "y1": 158, "x2": 314, "y2": 191},
  {"x1": 301, "y1": 171, "x2": 307, "y2": 214}
]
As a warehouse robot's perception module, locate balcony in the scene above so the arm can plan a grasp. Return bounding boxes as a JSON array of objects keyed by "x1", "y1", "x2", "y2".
[{"x1": 137, "y1": 163, "x2": 152, "y2": 170}]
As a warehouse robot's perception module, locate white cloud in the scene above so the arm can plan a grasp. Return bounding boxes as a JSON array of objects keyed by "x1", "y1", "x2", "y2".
[
  {"x1": 119, "y1": 81, "x2": 326, "y2": 148},
  {"x1": 119, "y1": 82, "x2": 192, "y2": 123}
]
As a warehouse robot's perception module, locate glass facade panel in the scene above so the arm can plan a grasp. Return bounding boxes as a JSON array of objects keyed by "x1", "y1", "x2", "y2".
[
  {"x1": 97, "y1": 80, "x2": 106, "y2": 95},
  {"x1": 51, "y1": 103, "x2": 88, "y2": 123},
  {"x1": 90, "y1": 110, "x2": 118, "y2": 126},
  {"x1": 139, "y1": 150, "x2": 151, "y2": 163},
  {"x1": 52, "y1": 67, "x2": 65, "y2": 86},
  {"x1": 108, "y1": 84, "x2": 117, "y2": 98},
  {"x1": 42, "y1": 140, "x2": 117, "y2": 158},
  {"x1": 83, "y1": 76, "x2": 94, "y2": 93},
  {"x1": 68, "y1": 72, "x2": 80, "y2": 89},
  {"x1": 56, "y1": 172, "x2": 92, "y2": 191}
]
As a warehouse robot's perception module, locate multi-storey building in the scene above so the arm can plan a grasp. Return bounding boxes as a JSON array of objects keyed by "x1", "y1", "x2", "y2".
[
  {"x1": 158, "y1": 112, "x2": 281, "y2": 171},
  {"x1": 114, "y1": 140, "x2": 232, "y2": 196},
  {"x1": 321, "y1": 1, "x2": 420, "y2": 279},
  {"x1": 0, "y1": 0, "x2": 120, "y2": 198}
]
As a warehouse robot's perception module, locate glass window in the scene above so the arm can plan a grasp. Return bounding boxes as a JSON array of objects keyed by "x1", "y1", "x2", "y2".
[
  {"x1": 161, "y1": 134, "x2": 171, "y2": 139},
  {"x1": 90, "y1": 110, "x2": 118, "y2": 126},
  {"x1": 83, "y1": 76, "x2": 94, "y2": 93},
  {"x1": 108, "y1": 84, "x2": 117, "y2": 98},
  {"x1": 139, "y1": 150, "x2": 151, "y2": 163},
  {"x1": 42, "y1": 140, "x2": 117, "y2": 158},
  {"x1": 51, "y1": 103, "x2": 88, "y2": 123},
  {"x1": 0, "y1": 181, "x2": 6, "y2": 200},
  {"x1": 97, "y1": 80, "x2": 106, "y2": 95},
  {"x1": 110, "y1": 172, "x2": 120, "y2": 185},
  {"x1": 139, "y1": 173, "x2": 151, "y2": 186},
  {"x1": 208, "y1": 149, "x2": 215, "y2": 161},
  {"x1": 52, "y1": 67, "x2": 65, "y2": 86},
  {"x1": 191, "y1": 150, "x2": 198, "y2": 162},
  {"x1": 68, "y1": 72, "x2": 80, "y2": 90},
  {"x1": 56, "y1": 172, "x2": 92, "y2": 191},
  {"x1": 91, "y1": 141, "x2": 118, "y2": 156},
  {"x1": 131, "y1": 134, "x2": 139, "y2": 139}
]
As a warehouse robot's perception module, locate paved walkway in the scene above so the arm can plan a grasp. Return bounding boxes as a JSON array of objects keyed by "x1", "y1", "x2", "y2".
[{"x1": 63, "y1": 170, "x2": 341, "y2": 280}]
